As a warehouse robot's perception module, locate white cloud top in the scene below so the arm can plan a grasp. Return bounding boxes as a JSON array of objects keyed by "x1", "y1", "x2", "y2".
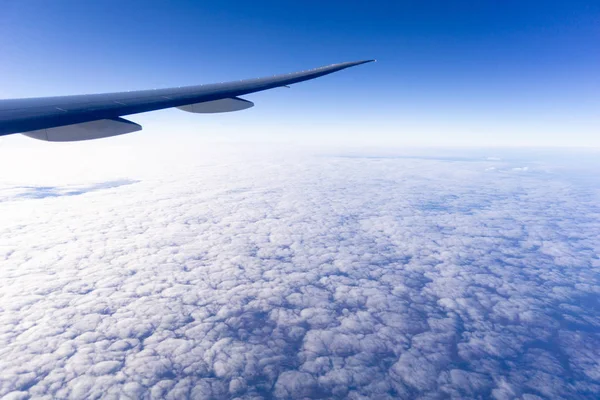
[{"x1": 1, "y1": 150, "x2": 599, "y2": 399}]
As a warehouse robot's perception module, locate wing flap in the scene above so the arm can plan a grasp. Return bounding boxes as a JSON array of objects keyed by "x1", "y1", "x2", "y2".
[
  {"x1": 177, "y1": 97, "x2": 254, "y2": 113},
  {"x1": 22, "y1": 117, "x2": 141, "y2": 142}
]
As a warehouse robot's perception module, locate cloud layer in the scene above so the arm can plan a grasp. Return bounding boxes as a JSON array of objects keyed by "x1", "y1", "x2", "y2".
[{"x1": 1, "y1": 153, "x2": 599, "y2": 399}]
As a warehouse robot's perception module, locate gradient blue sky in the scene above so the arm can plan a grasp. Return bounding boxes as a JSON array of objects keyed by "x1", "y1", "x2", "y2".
[{"x1": 0, "y1": 0, "x2": 598, "y2": 147}]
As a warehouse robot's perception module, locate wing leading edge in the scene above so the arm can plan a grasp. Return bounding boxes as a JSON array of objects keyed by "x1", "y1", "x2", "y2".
[{"x1": 0, "y1": 60, "x2": 374, "y2": 142}]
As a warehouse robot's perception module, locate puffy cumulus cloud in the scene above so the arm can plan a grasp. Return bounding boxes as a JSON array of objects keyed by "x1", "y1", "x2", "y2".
[{"x1": 1, "y1": 152, "x2": 600, "y2": 399}]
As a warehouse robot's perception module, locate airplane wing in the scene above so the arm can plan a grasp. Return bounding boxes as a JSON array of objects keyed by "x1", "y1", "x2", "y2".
[{"x1": 0, "y1": 60, "x2": 374, "y2": 142}]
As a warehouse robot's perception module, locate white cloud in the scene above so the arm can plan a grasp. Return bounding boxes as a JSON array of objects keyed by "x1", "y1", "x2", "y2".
[{"x1": 0, "y1": 149, "x2": 599, "y2": 399}]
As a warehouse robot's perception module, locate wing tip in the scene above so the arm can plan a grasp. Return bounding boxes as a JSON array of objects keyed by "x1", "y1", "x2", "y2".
[{"x1": 337, "y1": 59, "x2": 377, "y2": 69}]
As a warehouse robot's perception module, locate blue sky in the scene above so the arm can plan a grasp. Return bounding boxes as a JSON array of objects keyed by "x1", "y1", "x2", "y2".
[{"x1": 0, "y1": 0, "x2": 599, "y2": 147}]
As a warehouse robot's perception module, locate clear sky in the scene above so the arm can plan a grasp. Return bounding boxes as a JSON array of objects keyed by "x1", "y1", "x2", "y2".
[{"x1": 0, "y1": 0, "x2": 598, "y2": 147}]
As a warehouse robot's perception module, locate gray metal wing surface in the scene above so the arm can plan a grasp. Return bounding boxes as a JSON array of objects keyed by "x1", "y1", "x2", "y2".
[{"x1": 0, "y1": 60, "x2": 374, "y2": 141}]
